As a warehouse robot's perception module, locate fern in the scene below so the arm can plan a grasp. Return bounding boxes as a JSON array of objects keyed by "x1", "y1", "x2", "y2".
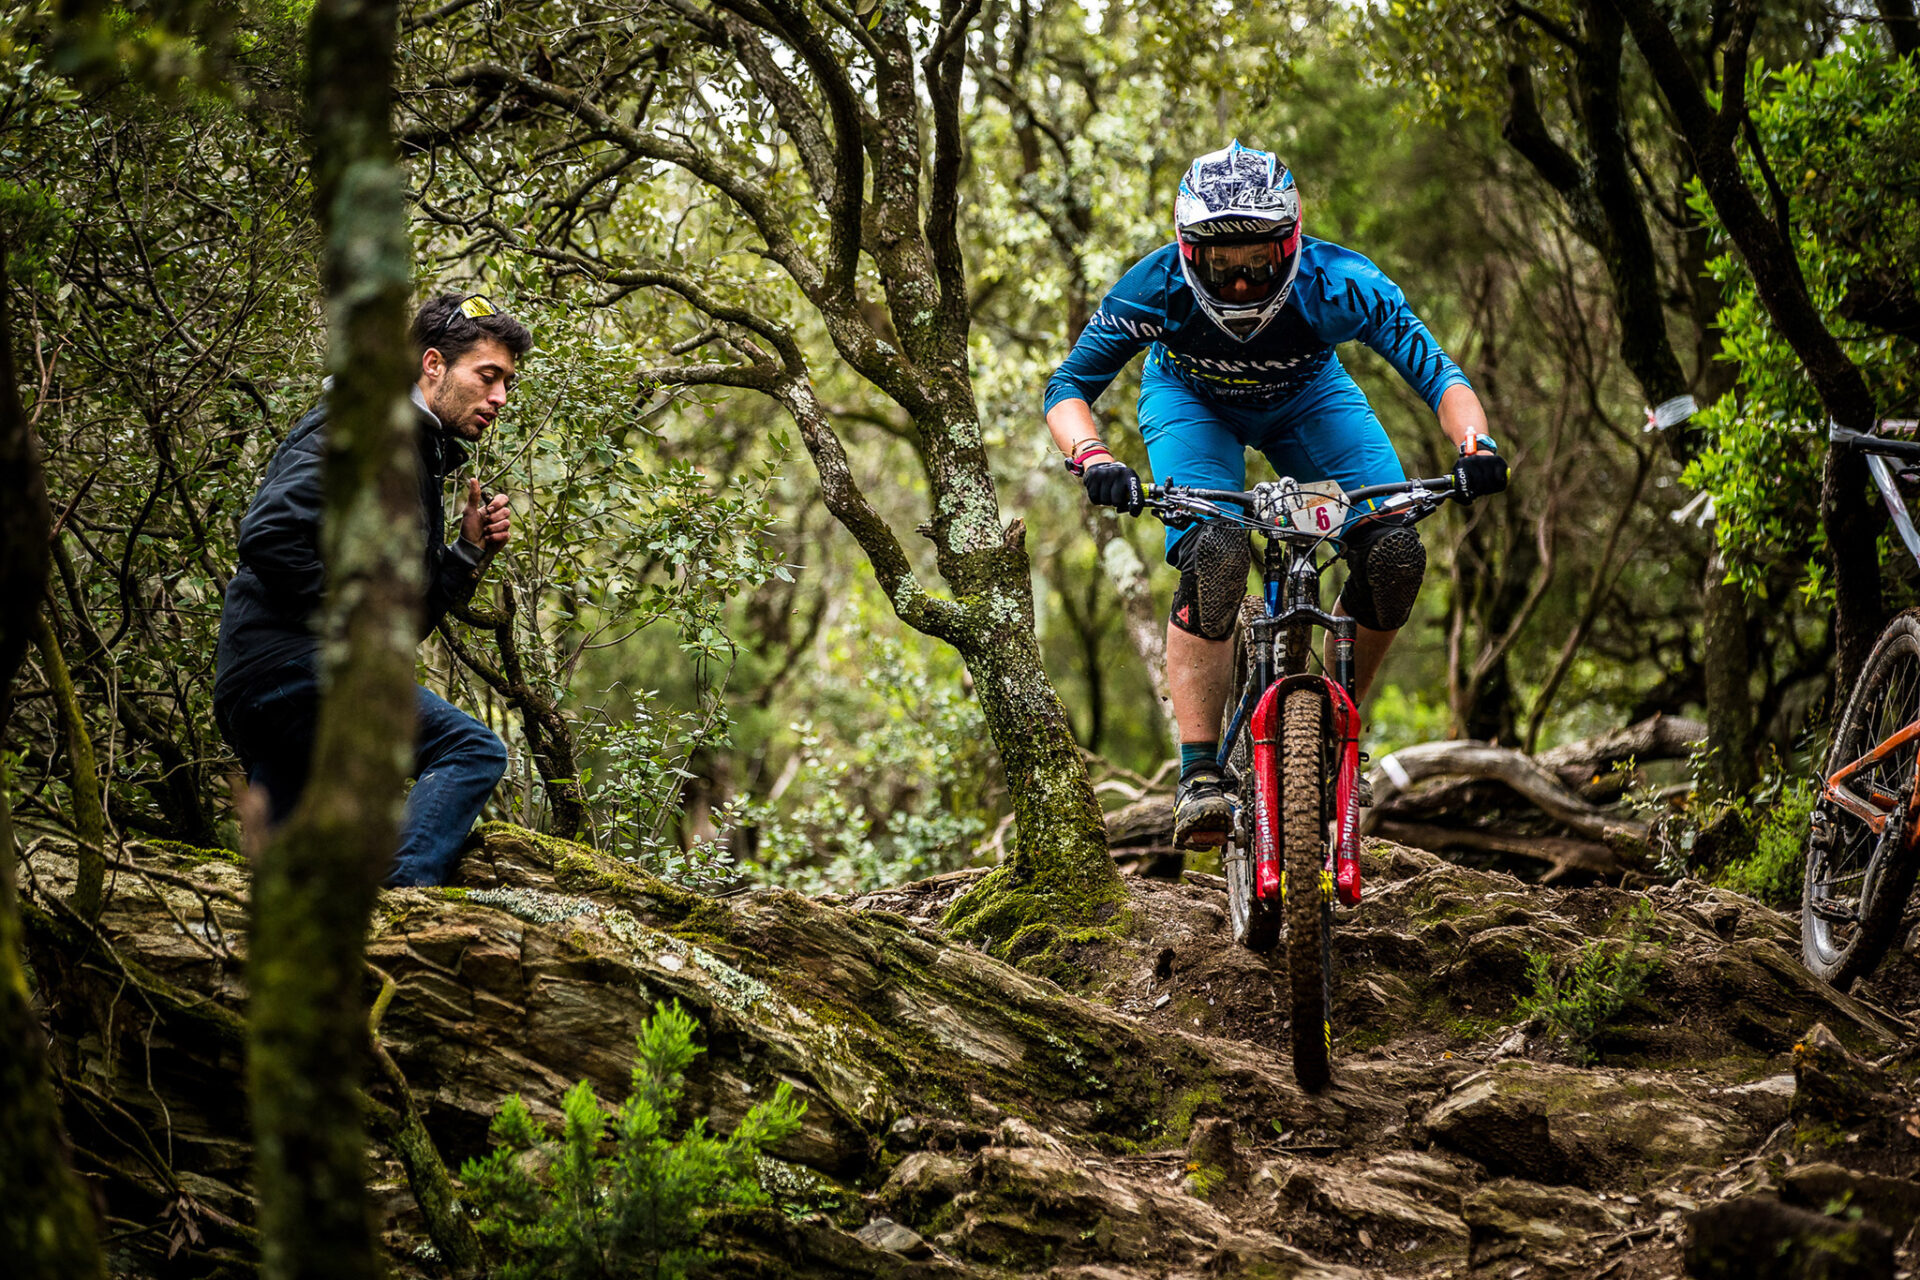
[{"x1": 462, "y1": 1000, "x2": 806, "y2": 1280}]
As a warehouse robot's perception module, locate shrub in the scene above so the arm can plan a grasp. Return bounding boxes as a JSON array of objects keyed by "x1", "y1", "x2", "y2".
[
  {"x1": 462, "y1": 1001, "x2": 806, "y2": 1280},
  {"x1": 1715, "y1": 777, "x2": 1815, "y2": 908},
  {"x1": 1514, "y1": 901, "x2": 1665, "y2": 1061}
]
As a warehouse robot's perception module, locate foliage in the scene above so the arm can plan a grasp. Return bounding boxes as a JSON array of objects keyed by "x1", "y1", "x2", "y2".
[
  {"x1": 1715, "y1": 776, "x2": 1817, "y2": 908},
  {"x1": 462, "y1": 1000, "x2": 805, "y2": 1280},
  {"x1": 1685, "y1": 35, "x2": 1920, "y2": 604},
  {"x1": 428, "y1": 299, "x2": 789, "y2": 845},
  {"x1": 1514, "y1": 901, "x2": 1664, "y2": 1061},
  {"x1": 725, "y1": 597, "x2": 999, "y2": 894}
]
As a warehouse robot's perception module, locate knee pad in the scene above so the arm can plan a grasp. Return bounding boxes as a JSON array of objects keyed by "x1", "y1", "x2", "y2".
[
  {"x1": 1340, "y1": 526, "x2": 1426, "y2": 631},
  {"x1": 1169, "y1": 524, "x2": 1252, "y2": 641}
]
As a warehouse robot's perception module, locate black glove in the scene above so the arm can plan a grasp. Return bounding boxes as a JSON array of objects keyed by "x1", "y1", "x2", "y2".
[
  {"x1": 1083, "y1": 460, "x2": 1145, "y2": 516},
  {"x1": 1452, "y1": 442, "x2": 1508, "y2": 503}
]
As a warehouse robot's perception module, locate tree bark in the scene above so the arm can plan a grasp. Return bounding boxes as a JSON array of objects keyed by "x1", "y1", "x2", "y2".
[
  {"x1": 0, "y1": 244, "x2": 108, "y2": 1275},
  {"x1": 1700, "y1": 551, "x2": 1757, "y2": 793},
  {"x1": 247, "y1": 0, "x2": 417, "y2": 1276}
]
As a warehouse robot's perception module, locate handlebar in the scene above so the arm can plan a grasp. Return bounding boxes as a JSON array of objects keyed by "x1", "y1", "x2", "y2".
[
  {"x1": 1833, "y1": 421, "x2": 1920, "y2": 464},
  {"x1": 1144, "y1": 474, "x2": 1457, "y2": 516}
]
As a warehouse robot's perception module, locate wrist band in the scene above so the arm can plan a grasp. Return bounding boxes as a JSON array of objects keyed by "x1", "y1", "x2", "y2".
[{"x1": 1064, "y1": 443, "x2": 1113, "y2": 477}]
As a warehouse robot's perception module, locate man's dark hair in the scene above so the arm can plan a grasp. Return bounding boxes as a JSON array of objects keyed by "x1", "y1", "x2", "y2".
[{"x1": 411, "y1": 294, "x2": 534, "y2": 368}]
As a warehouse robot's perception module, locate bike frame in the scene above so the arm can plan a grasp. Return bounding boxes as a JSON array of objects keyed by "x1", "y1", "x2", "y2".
[{"x1": 1821, "y1": 424, "x2": 1920, "y2": 859}]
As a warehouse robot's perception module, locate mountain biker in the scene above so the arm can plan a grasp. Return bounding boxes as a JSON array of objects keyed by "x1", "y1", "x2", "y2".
[{"x1": 1043, "y1": 141, "x2": 1508, "y2": 851}]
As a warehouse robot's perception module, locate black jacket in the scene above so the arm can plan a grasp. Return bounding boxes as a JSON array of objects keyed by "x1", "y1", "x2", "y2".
[{"x1": 214, "y1": 393, "x2": 487, "y2": 714}]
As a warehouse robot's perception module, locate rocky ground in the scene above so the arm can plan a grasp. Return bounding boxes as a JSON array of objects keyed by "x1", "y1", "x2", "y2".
[{"x1": 19, "y1": 825, "x2": 1920, "y2": 1279}]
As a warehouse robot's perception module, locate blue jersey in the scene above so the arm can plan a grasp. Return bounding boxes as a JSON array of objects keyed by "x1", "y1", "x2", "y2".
[{"x1": 1043, "y1": 238, "x2": 1470, "y2": 412}]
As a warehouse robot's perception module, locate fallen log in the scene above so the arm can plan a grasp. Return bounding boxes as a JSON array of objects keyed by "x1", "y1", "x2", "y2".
[
  {"x1": 1363, "y1": 741, "x2": 1650, "y2": 847},
  {"x1": 1536, "y1": 713, "x2": 1705, "y2": 790}
]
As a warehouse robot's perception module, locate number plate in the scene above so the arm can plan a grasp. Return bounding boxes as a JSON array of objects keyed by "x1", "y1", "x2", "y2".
[{"x1": 1283, "y1": 480, "x2": 1350, "y2": 534}]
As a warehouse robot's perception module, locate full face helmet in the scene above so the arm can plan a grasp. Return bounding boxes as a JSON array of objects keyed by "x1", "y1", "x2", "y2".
[{"x1": 1174, "y1": 140, "x2": 1302, "y2": 341}]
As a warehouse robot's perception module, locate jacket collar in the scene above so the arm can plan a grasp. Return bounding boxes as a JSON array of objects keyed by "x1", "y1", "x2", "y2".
[{"x1": 411, "y1": 385, "x2": 469, "y2": 474}]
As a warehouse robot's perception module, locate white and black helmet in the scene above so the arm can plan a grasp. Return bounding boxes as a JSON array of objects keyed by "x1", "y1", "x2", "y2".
[{"x1": 1174, "y1": 140, "x2": 1303, "y2": 341}]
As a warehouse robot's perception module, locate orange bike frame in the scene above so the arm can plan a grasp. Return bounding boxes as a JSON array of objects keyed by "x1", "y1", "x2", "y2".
[{"x1": 1823, "y1": 717, "x2": 1920, "y2": 836}]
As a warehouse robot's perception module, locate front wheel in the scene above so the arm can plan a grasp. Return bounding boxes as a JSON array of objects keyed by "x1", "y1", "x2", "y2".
[
  {"x1": 1283, "y1": 685, "x2": 1333, "y2": 1092},
  {"x1": 1224, "y1": 598, "x2": 1280, "y2": 952},
  {"x1": 1804, "y1": 611, "x2": 1920, "y2": 988}
]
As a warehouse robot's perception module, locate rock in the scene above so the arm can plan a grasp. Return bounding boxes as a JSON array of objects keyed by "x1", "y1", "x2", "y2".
[
  {"x1": 1779, "y1": 1163, "x2": 1920, "y2": 1240},
  {"x1": 24, "y1": 825, "x2": 1920, "y2": 1280},
  {"x1": 880, "y1": 1153, "x2": 969, "y2": 1225},
  {"x1": 855, "y1": 1217, "x2": 933, "y2": 1257},
  {"x1": 1424, "y1": 1061, "x2": 1760, "y2": 1187},
  {"x1": 1277, "y1": 1161, "x2": 1469, "y2": 1247},
  {"x1": 1185, "y1": 1116, "x2": 1243, "y2": 1188},
  {"x1": 1685, "y1": 1194, "x2": 1895, "y2": 1279},
  {"x1": 1792, "y1": 1024, "x2": 1901, "y2": 1131},
  {"x1": 1462, "y1": 1179, "x2": 1625, "y2": 1271}
]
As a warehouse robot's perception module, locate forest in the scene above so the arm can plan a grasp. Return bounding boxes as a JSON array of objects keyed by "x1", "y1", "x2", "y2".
[{"x1": 3, "y1": 0, "x2": 1920, "y2": 1276}]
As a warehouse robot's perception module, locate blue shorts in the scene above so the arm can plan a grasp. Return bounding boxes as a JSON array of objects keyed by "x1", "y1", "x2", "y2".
[{"x1": 1138, "y1": 351, "x2": 1406, "y2": 563}]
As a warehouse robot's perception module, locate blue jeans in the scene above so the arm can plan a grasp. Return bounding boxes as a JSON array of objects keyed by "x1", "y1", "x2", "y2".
[
  {"x1": 219, "y1": 660, "x2": 508, "y2": 886},
  {"x1": 1138, "y1": 351, "x2": 1407, "y2": 563}
]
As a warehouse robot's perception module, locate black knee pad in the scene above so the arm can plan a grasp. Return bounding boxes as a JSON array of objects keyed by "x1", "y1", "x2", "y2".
[
  {"x1": 1340, "y1": 526, "x2": 1426, "y2": 631},
  {"x1": 1169, "y1": 524, "x2": 1252, "y2": 641}
]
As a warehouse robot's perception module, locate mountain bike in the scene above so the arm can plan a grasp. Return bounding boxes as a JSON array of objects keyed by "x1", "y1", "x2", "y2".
[
  {"x1": 1141, "y1": 472, "x2": 1459, "y2": 1090},
  {"x1": 1804, "y1": 421, "x2": 1920, "y2": 988}
]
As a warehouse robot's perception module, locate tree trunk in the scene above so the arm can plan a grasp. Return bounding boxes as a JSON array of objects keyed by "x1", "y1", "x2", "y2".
[
  {"x1": 31, "y1": 610, "x2": 107, "y2": 920},
  {"x1": 1502, "y1": 4, "x2": 1759, "y2": 774},
  {"x1": 1701, "y1": 551, "x2": 1757, "y2": 794},
  {"x1": 0, "y1": 243, "x2": 108, "y2": 1279},
  {"x1": 247, "y1": 1, "x2": 416, "y2": 1276},
  {"x1": 1083, "y1": 505, "x2": 1176, "y2": 751}
]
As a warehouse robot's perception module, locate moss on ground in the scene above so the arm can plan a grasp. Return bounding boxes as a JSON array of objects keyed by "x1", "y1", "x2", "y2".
[{"x1": 140, "y1": 837, "x2": 245, "y2": 867}]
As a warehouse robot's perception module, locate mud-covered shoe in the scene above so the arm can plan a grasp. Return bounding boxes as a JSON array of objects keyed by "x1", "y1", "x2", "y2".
[{"x1": 1173, "y1": 766, "x2": 1234, "y2": 850}]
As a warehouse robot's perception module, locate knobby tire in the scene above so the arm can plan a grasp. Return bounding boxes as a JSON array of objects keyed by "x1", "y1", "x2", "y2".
[
  {"x1": 1282, "y1": 685, "x2": 1332, "y2": 1092},
  {"x1": 1804, "y1": 609, "x2": 1920, "y2": 988}
]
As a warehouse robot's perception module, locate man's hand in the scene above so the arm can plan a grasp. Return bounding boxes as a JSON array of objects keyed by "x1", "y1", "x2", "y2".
[
  {"x1": 1451, "y1": 440, "x2": 1509, "y2": 504},
  {"x1": 1083, "y1": 459, "x2": 1145, "y2": 516},
  {"x1": 461, "y1": 478, "x2": 512, "y2": 553}
]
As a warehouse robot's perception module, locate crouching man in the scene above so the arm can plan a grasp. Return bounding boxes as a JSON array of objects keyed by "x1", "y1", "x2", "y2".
[{"x1": 214, "y1": 293, "x2": 532, "y2": 885}]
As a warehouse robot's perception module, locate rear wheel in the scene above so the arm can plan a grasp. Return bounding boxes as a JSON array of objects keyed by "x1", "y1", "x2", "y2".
[
  {"x1": 1224, "y1": 598, "x2": 1280, "y2": 952},
  {"x1": 1804, "y1": 611, "x2": 1920, "y2": 988},
  {"x1": 1282, "y1": 685, "x2": 1333, "y2": 1092}
]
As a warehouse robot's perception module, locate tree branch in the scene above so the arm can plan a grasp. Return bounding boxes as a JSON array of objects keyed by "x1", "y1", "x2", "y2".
[
  {"x1": 1502, "y1": 63, "x2": 1587, "y2": 197},
  {"x1": 432, "y1": 61, "x2": 826, "y2": 297}
]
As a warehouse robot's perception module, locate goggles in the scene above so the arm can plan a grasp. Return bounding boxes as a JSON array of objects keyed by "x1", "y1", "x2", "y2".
[{"x1": 1195, "y1": 241, "x2": 1281, "y2": 290}]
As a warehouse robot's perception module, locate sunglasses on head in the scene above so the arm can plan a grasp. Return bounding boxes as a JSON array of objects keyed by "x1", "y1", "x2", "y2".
[{"x1": 432, "y1": 294, "x2": 498, "y2": 349}]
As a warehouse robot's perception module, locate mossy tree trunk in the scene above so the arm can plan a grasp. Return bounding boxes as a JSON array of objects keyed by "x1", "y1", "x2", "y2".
[
  {"x1": 0, "y1": 244, "x2": 108, "y2": 1276},
  {"x1": 410, "y1": 0, "x2": 1121, "y2": 939},
  {"x1": 246, "y1": 1, "x2": 419, "y2": 1277},
  {"x1": 30, "y1": 609, "x2": 107, "y2": 919}
]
